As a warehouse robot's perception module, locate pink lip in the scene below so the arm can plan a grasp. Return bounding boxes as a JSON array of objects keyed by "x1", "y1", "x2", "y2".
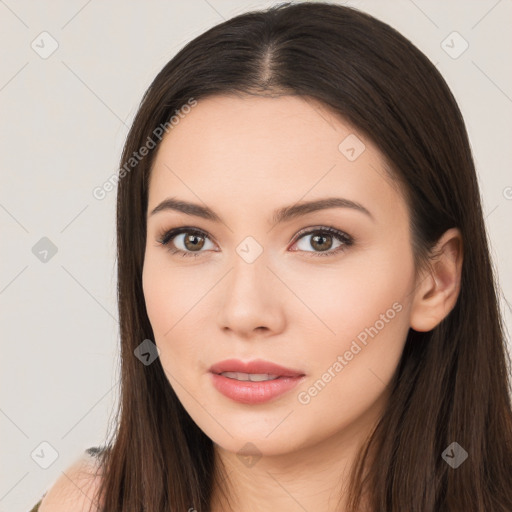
[
  {"x1": 209, "y1": 358, "x2": 304, "y2": 377},
  {"x1": 209, "y1": 358, "x2": 306, "y2": 404}
]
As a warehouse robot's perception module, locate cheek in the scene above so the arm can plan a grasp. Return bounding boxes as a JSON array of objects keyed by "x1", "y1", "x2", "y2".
[
  {"x1": 289, "y1": 248, "x2": 414, "y2": 346},
  {"x1": 290, "y1": 246, "x2": 414, "y2": 417},
  {"x1": 141, "y1": 252, "x2": 215, "y2": 371},
  {"x1": 142, "y1": 255, "x2": 172, "y2": 338},
  {"x1": 142, "y1": 251, "x2": 203, "y2": 336}
]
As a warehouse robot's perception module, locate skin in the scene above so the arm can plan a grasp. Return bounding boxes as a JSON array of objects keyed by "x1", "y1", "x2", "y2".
[{"x1": 142, "y1": 94, "x2": 462, "y2": 512}]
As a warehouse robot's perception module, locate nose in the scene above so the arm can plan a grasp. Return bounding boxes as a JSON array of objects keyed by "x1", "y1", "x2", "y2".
[{"x1": 216, "y1": 251, "x2": 286, "y2": 339}]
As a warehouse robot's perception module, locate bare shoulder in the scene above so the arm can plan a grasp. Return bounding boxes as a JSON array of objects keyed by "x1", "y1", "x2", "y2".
[{"x1": 38, "y1": 450, "x2": 104, "y2": 512}]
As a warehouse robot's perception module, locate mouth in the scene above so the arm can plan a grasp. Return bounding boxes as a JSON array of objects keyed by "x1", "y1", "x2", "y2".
[
  {"x1": 209, "y1": 359, "x2": 306, "y2": 404},
  {"x1": 209, "y1": 358, "x2": 305, "y2": 377},
  {"x1": 218, "y1": 372, "x2": 281, "y2": 382}
]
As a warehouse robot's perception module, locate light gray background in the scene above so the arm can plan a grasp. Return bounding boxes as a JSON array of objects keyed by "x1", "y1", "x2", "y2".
[{"x1": 1, "y1": 1, "x2": 511, "y2": 510}]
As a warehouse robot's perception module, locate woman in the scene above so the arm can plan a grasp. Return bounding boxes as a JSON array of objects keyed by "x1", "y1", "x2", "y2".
[{"x1": 36, "y1": 2, "x2": 512, "y2": 511}]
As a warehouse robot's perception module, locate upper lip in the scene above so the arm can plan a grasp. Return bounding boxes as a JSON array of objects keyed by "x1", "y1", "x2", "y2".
[{"x1": 209, "y1": 358, "x2": 305, "y2": 377}]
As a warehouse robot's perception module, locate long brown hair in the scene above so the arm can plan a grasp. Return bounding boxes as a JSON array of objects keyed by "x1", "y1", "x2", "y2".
[{"x1": 92, "y1": 2, "x2": 512, "y2": 510}]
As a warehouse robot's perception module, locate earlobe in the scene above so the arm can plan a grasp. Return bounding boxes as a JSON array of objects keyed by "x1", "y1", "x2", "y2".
[{"x1": 410, "y1": 228, "x2": 463, "y2": 332}]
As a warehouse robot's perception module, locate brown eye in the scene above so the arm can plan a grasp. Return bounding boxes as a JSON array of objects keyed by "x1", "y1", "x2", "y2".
[
  {"x1": 309, "y1": 233, "x2": 334, "y2": 252},
  {"x1": 158, "y1": 228, "x2": 215, "y2": 257},
  {"x1": 291, "y1": 227, "x2": 353, "y2": 257},
  {"x1": 183, "y1": 232, "x2": 206, "y2": 251}
]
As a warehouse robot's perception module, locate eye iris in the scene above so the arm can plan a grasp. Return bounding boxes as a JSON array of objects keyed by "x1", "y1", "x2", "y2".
[
  {"x1": 311, "y1": 233, "x2": 332, "y2": 252},
  {"x1": 184, "y1": 233, "x2": 205, "y2": 251}
]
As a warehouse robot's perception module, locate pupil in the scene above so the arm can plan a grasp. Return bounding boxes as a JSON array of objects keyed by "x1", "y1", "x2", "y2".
[
  {"x1": 313, "y1": 234, "x2": 331, "y2": 251},
  {"x1": 186, "y1": 234, "x2": 204, "y2": 251}
]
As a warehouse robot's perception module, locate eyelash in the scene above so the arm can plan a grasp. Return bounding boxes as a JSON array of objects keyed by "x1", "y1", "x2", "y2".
[{"x1": 156, "y1": 226, "x2": 353, "y2": 259}]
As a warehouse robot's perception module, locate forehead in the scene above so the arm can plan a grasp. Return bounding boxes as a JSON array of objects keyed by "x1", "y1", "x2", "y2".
[{"x1": 147, "y1": 94, "x2": 405, "y2": 223}]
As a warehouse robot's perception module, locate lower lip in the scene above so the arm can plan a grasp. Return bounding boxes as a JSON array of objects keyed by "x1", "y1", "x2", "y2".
[{"x1": 210, "y1": 373, "x2": 304, "y2": 404}]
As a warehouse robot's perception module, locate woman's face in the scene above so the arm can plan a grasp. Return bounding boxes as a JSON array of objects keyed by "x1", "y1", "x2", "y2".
[{"x1": 142, "y1": 94, "x2": 416, "y2": 457}]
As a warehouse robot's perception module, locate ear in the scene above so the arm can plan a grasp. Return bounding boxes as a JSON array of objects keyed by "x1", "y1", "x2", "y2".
[{"x1": 410, "y1": 228, "x2": 463, "y2": 332}]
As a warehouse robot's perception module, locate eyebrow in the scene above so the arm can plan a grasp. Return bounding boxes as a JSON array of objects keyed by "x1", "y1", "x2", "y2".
[{"x1": 149, "y1": 196, "x2": 374, "y2": 224}]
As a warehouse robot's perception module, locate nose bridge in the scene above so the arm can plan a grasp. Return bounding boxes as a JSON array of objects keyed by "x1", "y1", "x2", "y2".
[
  {"x1": 229, "y1": 236, "x2": 269, "y2": 294},
  {"x1": 217, "y1": 237, "x2": 284, "y2": 334},
  {"x1": 225, "y1": 225, "x2": 293, "y2": 300},
  {"x1": 234, "y1": 232, "x2": 267, "y2": 266}
]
